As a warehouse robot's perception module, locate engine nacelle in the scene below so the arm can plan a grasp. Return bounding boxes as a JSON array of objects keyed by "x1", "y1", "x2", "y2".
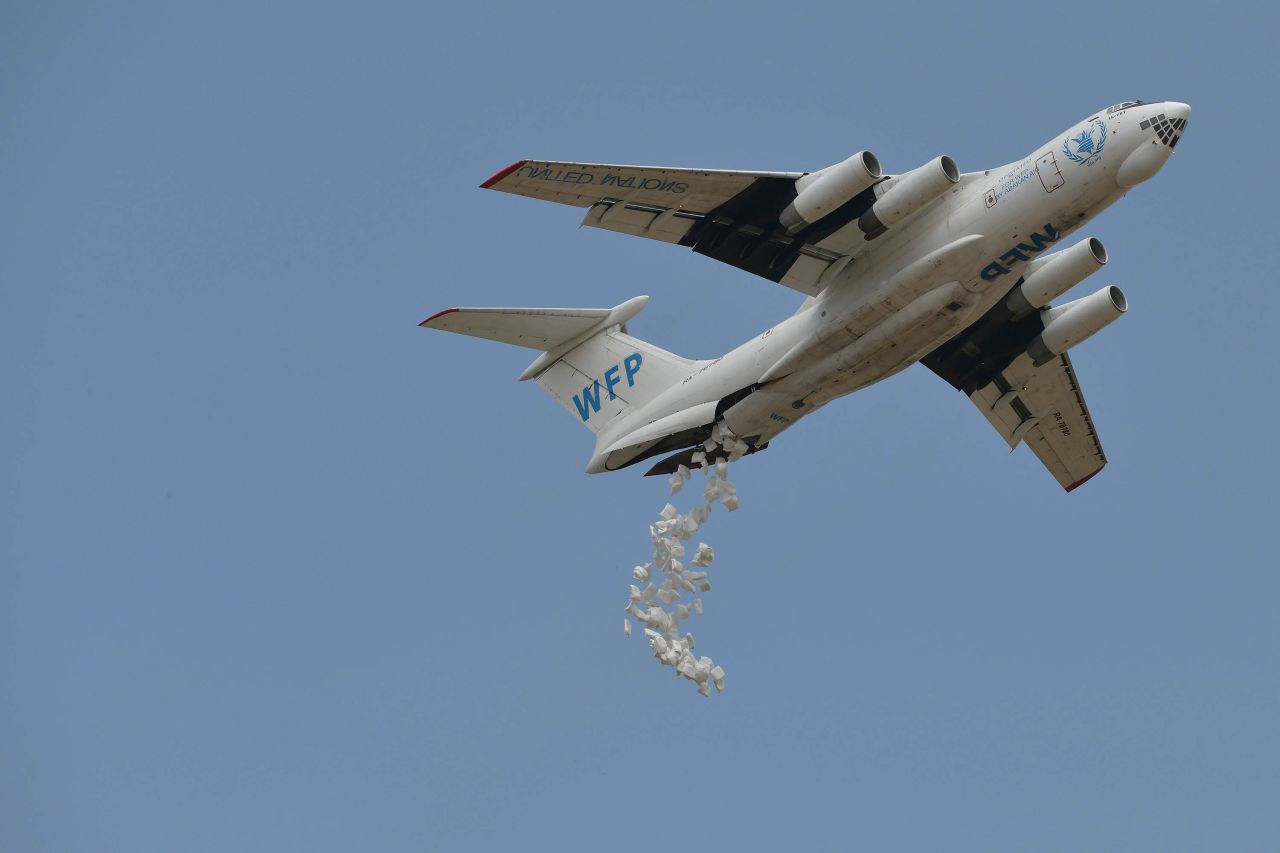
[
  {"x1": 779, "y1": 150, "x2": 882, "y2": 234},
  {"x1": 1027, "y1": 285, "x2": 1127, "y2": 366},
  {"x1": 1005, "y1": 237, "x2": 1108, "y2": 318},
  {"x1": 857, "y1": 155, "x2": 959, "y2": 239}
]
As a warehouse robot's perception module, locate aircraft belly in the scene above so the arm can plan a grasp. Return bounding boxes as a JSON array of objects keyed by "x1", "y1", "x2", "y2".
[
  {"x1": 756, "y1": 235, "x2": 991, "y2": 385},
  {"x1": 723, "y1": 280, "x2": 986, "y2": 441},
  {"x1": 811, "y1": 288, "x2": 981, "y2": 398}
]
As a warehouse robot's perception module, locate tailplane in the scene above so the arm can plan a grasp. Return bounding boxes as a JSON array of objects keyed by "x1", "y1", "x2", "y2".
[{"x1": 419, "y1": 296, "x2": 692, "y2": 434}]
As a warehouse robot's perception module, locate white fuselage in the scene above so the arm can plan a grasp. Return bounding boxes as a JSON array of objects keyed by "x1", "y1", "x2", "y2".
[{"x1": 588, "y1": 101, "x2": 1187, "y2": 472}]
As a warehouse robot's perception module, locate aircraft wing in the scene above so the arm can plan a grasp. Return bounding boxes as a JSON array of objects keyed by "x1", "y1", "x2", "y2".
[
  {"x1": 481, "y1": 159, "x2": 868, "y2": 296},
  {"x1": 962, "y1": 353, "x2": 1107, "y2": 490}
]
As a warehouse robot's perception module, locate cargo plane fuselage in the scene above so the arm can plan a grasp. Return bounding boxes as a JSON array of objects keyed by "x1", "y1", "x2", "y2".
[{"x1": 423, "y1": 100, "x2": 1190, "y2": 490}]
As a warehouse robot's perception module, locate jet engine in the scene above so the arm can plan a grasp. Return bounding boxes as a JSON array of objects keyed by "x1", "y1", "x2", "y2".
[
  {"x1": 1026, "y1": 285, "x2": 1127, "y2": 366},
  {"x1": 1006, "y1": 237, "x2": 1108, "y2": 318},
  {"x1": 857, "y1": 155, "x2": 959, "y2": 239},
  {"x1": 778, "y1": 151, "x2": 882, "y2": 234}
]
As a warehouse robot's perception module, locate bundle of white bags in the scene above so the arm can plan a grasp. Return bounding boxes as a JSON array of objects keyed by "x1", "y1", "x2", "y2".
[{"x1": 622, "y1": 424, "x2": 744, "y2": 696}]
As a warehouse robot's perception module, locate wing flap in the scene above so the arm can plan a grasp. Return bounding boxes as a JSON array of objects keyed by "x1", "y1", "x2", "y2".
[
  {"x1": 965, "y1": 352, "x2": 1107, "y2": 490},
  {"x1": 579, "y1": 201, "x2": 699, "y2": 244},
  {"x1": 779, "y1": 255, "x2": 836, "y2": 295}
]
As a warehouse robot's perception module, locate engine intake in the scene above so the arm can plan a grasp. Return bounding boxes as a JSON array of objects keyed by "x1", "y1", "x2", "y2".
[
  {"x1": 857, "y1": 155, "x2": 959, "y2": 239},
  {"x1": 1006, "y1": 237, "x2": 1108, "y2": 318},
  {"x1": 1027, "y1": 285, "x2": 1127, "y2": 366},
  {"x1": 779, "y1": 150, "x2": 882, "y2": 234}
]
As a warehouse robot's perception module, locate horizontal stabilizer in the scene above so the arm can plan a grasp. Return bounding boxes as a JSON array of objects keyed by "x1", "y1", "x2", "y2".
[
  {"x1": 419, "y1": 296, "x2": 693, "y2": 442},
  {"x1": 419, "y1": 306, "x2": 613, "y2": 350}
]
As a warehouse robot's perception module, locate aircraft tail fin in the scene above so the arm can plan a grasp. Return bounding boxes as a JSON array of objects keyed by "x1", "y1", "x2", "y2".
[{"x1": 419, "y1": 296, "x2": 694, "y2": 434}]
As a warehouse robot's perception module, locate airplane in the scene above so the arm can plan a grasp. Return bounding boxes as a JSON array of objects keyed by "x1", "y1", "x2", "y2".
[{"x1": 421, "y1": 101, "x2": 1189, "y2": 490}]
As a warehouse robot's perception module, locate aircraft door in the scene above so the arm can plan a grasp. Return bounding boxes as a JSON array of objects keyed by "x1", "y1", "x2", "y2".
[{"x1": 1037, "y1": 151, "x2": 1064, "y2": 192}]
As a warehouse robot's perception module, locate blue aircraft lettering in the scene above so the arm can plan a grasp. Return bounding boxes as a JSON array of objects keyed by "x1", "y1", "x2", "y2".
[
  {"x1": 979, "y1": 223, "x2": 1062, "y2": 281},
  {"x1": 573, "y1": 352, "x2": 644, "y2": 421}
]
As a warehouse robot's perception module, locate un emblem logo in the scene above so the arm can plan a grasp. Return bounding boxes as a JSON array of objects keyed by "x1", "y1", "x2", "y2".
[{"x1": 1063, "y1": 119, "x2": 1108, "y2": 166}]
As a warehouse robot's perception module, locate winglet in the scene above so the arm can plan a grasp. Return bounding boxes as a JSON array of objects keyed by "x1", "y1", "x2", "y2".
[
  {"x1": 480, "y1": 160, "x2": 528, "y2": 189},
  {"x1": 419, "y1": 308, "x2": 459, "y2": 328},
  {"x1": 1065, "y1": 465, "x2": 1104, "y2": 492}
]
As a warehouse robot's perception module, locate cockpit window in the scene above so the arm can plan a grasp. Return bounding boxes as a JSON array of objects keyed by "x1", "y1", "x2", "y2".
[{"x1": 1107, "y1": 101, "x2": 1146, "y2": 113}]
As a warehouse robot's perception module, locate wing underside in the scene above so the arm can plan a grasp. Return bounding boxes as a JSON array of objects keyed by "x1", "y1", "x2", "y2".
[
  {"x1": 965, "y1": 353, "x2": 1107, "y2": 490},
  {"x1": 923, "y1": 292, "x2": 1109, "y2": 491},
  {"x1": 481, "y1": 158, "x2": 887, "y2": 296}
]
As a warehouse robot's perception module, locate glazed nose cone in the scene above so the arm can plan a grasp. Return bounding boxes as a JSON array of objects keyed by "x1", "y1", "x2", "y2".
[{"x1": 1149, "y1": 102, "x2": 1191, "y2": 149}]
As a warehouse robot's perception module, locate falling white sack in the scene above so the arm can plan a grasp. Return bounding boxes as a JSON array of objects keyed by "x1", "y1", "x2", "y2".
[{"x1": 621, "y1": 425, "x2": 747, "y2": 696}]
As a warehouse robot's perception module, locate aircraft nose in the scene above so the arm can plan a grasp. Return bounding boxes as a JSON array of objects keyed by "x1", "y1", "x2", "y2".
[
  {"x1": 1116, "y1": 102, "x2": 1189, "y2": 187},
  {"x1": 1145, "y1": 102, "x2": 1190, "y2": 149}
]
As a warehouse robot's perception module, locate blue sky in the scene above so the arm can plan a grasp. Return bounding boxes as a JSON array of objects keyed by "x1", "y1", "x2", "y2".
[{"x1": 3, "y1": 2, "x2": 1277, "y2": 850}]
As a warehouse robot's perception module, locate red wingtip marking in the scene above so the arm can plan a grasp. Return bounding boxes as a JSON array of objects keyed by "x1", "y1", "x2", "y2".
[
  {"x1": 419, "y1": 308, "x2": 459, "y2": 328},
  {"x1": 480, "y1": 159, "x2": 528, "y2": 188},
  {"x1": 1065, "y1": 466, "x2": 1105, "y2": 492}
]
